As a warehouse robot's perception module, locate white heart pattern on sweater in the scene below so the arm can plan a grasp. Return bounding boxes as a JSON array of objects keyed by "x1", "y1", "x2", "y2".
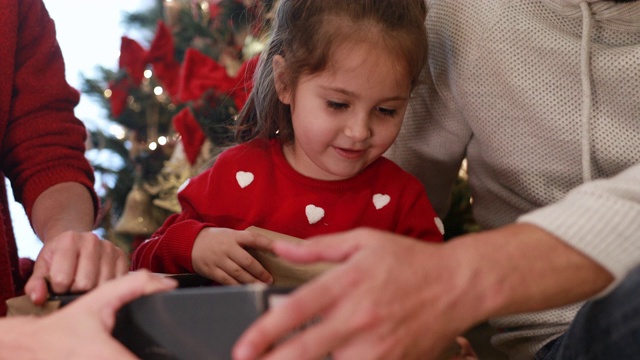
[
  {"x1": 372, "y1": 193, "x2": 390, "y2": 209},
  {"x1": 305, "y1": 204, "x2": 325, "y2": 224},
  {"x1": 236, "y1": 171, "x2": 254, "y2": 188},
  {"x1": 434, "y1": 217, "x2": 445, "y2": 235},
  {"x1": 177, "y1": 179, "x2": 190, "y2": 193}
]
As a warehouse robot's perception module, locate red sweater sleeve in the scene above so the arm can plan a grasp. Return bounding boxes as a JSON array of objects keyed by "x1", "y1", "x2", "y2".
[
  {"x1": 131, "y1": 214, "x2": 209, "y2": 273},
  {"x1": 395, "y1": 179, "x2": 445, "y2": 242},
  {"x1": 131, "y1": 174, "x2": 216, "y2": 273},
  {"x1": 0, "y1": 0, "x2": 98, "y2": 218}
]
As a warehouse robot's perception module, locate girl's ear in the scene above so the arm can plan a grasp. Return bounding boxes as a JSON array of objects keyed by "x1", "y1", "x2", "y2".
[{"x1": 273, "y1": 55, "x2": 292, "y2": 104}]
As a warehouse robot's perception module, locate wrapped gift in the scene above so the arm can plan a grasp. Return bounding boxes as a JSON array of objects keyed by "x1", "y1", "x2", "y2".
[
  {"x1": 112, "y1": 284, "x2": 292, "y2": 360},
  {"x1": 245, "y1": 226, "x2": 334, "y2": 287}
]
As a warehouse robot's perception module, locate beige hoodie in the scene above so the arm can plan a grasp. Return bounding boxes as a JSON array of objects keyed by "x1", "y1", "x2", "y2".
[{"x1": 388, "y1": 0, "x2": 640, "y2": 359}]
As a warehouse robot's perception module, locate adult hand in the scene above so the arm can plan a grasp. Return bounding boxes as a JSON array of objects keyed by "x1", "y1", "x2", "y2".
[
  {"x1": 192, "y1": 227, "x2": 274, "y2": 285},
  {"x1": 24, "y1": 230, "x2": 129, "y2": 305},
  {"x1": 1, "y1": 270, "x2": 177, "y2": 360},
  {"x1": 233, "y1": 227, "x2": 482, "y2": 360},
  {"x1": 25, "y1": 182, "x2": 129, "y2": 305},
  {"x1": 233, "y1": 224, "x2": 613, "y2": 360}
]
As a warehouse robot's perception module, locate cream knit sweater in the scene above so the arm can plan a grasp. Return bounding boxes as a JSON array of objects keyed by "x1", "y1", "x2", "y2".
[{"x1": 386, "y1": 0, "x2": 640, "y2": 359}]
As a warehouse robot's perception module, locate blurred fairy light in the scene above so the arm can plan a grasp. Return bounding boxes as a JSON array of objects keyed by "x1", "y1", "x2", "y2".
[
  {"x1": 154, "y1": 86, "x2": 164, "y2": 96},
  {"x1": 158, "y1": 136, "x2": 167, "y2": 146},
  {"x1": 109, "y1": 124, "x2": 126, "y2": 139},
  {"x1": 458, "y1": 158, "x2": 473, "y2": 205},
  {"x1": 148, "y1": 142, "x2": 158, "y2": 151},
  {"x1": 459, "y1": 158, "x2": 468, "y2": 180},
  {"x1": 199, "y1": 1, "x2": 209, "y2": 12},
  {"x1": 144, "y1": 69, "x2": 153, "y2": 78},
  {"x1": 85, "y1": 148, "x2": 125, "y2": 172},
  {"x1": 103, "y1": 88, "x2": 112, "y2": 98},
  {"x1": 244, "y1": 35, "x2": 265, "y2": 58}
]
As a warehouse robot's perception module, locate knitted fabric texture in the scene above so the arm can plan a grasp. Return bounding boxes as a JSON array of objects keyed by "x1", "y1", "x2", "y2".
[{"x1": 387, "y1": 0, "x2": 640, "y2": 359}]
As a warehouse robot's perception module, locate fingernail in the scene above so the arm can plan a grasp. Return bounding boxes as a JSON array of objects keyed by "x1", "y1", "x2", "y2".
[{"x1": 161, "y1": 277, "x2": 178, "y2": 287}]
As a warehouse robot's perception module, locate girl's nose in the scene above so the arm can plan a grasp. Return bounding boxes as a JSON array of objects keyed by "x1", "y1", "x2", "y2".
[{"x1": 344, "y1": 113, "x2": 371, "y2": 142}]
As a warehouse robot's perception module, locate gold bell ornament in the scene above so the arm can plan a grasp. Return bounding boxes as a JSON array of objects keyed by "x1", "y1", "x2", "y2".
[{"x1": 114, "y1": 183, "x2": 162, "y2": 236}]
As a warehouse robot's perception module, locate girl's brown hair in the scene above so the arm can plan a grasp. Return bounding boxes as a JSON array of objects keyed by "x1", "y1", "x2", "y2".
[{"x1": 235, "y1": 0, "x2": 428, "y2": 144}]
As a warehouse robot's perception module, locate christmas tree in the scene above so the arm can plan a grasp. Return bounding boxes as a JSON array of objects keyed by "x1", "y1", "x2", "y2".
[{"x1": 81, "y1": 0, "x2": 275, "y2": 254}]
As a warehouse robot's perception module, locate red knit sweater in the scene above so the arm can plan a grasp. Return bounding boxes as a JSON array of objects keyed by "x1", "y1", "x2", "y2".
[
  {"x1": 132, "y1": 138, "x2": 443, "y2": 274},
  {"x1": 0, "y1": 0, "x2": 97, "y2": 315}
]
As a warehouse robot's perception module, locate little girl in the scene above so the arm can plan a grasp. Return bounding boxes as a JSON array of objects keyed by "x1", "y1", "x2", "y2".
[{"x1": 131, "y1": 0, "x2": 443, "y2": 286}]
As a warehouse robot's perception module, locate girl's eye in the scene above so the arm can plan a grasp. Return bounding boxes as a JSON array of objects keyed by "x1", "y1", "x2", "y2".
[
  {"x1": 327, "y1": 101, "x2": 349, "y2": 111},
  {"x1": 377, "y1": 107, "x2": 397, "y2": 117}
]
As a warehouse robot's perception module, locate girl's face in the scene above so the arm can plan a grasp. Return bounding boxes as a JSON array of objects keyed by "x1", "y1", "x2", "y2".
[{"x1": 274, "y1": 39, "x2": 411, "y2": 181}]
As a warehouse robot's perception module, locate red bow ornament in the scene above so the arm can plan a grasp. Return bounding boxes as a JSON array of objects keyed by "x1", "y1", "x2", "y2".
[
  {"x1": 118, "y1": 37, "x2": 147, "y2": 85},
  {"x1": 172, "y1": 107, "x2": 206, "y2": 165},
  {"x1": 108, "y1": 77, "x2": 134, "y2": 118},
  {"x1": 117, "y1": 21, "x2": 181, "y2": 99},
  {"x1": 229, "y1": 55, "x2": 260, "y2": 111},
  {"x1": 178, "y1": 49, "x2": 260, "y2": 111},
  {"x1": 146, "y1": 21, "x2": 181, "y2": 99},
  {"x1": 177, "y1": 48, "x2": 236, "y2": 103}
]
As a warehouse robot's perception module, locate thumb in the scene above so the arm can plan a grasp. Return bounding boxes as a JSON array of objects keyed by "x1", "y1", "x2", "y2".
[
  {"x1": 273, "y1": 229, "x2": 364, "y2": 264},
  {"x1": 24, "y1": 258, "x2": 51, "y2": 306}
]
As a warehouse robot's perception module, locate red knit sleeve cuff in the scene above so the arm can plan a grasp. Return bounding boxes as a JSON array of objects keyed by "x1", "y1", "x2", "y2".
[{"x1": 160, "y1": 220, "x2": 210, "y2": 273}]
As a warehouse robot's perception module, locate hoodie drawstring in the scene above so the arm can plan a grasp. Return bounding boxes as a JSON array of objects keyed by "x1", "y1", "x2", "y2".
[{"x1": 579, "y1": 1, "x2": 593, "y2": 183}]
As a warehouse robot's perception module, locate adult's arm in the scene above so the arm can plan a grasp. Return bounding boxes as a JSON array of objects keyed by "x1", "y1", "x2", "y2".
[
  {"x1": 519, "y1": 164, "x2": 640, "y2": 291},
  {"x1": 0, "y1": 270, "x2": 176, "y2": 360},
  {"x1": 6, "y1": 0, "x2": 128, "y2": 303},
  {"x1": 233, "y1": 225, "x2": 612, "y2": 360}
]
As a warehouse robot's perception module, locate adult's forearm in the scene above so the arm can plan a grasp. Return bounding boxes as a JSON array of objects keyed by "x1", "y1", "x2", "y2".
[
  {"x1": 452, "y1": 223, "x2": 614, "y2": 320},
  {"x1": 519, "y1": 164, "x2": 640, "y2": 285},
  {"x1": 30, "y1": 182, "x2": 96, "y2": 242}
]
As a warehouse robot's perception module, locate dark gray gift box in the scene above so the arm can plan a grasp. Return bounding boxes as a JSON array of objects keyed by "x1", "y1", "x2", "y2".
[{"x1": 110, "y1": 284, "x2": 291, "y2": 360}]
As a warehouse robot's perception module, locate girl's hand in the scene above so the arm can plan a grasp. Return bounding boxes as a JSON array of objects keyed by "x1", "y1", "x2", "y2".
[{"x1": 192, "y1": 227, "x2": 274, "y2": 285}]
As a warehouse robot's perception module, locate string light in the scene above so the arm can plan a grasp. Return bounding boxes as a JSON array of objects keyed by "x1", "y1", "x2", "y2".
[{"x1": 109, "y1": 124, "x2": 126, "y2": 140}]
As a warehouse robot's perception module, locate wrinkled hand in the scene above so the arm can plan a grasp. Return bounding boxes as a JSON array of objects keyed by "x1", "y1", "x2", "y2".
[
  {"x1": 25, "y1": 230, "x2": 129, "y2": 305},
  {"x1": 3, "y1": 270, "x2": 177, "y2": 360},
  {"x1": 192, "y1": 227, "x2": 274, "y2": 285},
  {"x1": 233, "y1": 223, "x2": 616, "y2": 360},
  {"x1": 233, "y1": 227, "x2": 484, "y2": 360}
]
